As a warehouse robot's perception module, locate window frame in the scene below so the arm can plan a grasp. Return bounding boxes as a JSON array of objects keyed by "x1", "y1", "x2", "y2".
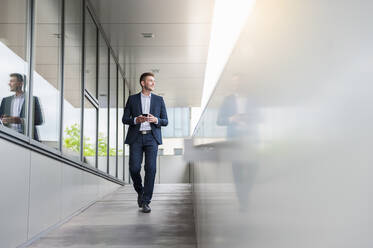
[{"x1": 0, "y1": 0, "x2": 127, "y2": 183}]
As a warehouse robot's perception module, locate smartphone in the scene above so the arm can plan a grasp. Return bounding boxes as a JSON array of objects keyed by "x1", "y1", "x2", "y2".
[{"x1": 142, "y1": 113, "x2": 149, "y2": 117}]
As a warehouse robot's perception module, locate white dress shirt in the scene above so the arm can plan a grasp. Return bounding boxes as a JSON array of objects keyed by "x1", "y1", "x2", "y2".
[
  {"x1": 11, "y1": 93, "x2": 25, "y2": 132},
  {"x1": 134, "y1": 93, "x2": 152, "y2": 131}
]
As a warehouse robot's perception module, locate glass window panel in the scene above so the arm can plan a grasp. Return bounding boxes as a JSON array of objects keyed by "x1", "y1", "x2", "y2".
[
  {"x1": 84, "y1": 10, "x2": 97, "y2": 97},
  {"x1": 184, "y1": 108, "x2": 190, "y2": 136},
  {"x1": 174, "y1": 108, "x2": 182, "y2": 129},
  {"x1": 124, "y1": 82, "x2": 130, "y2": 182},
  {"x1": 163, "y1": 107, "x2": 190, "y2": 137},
  {"x1": 97, "y1": 34, "x2": 108, "y2": 173},
  {"x1": 0, "y1": 0, "x2": 29, "y2": 137},
  {"x1": 62, "y1": 0, "x2": 82, "y2": 159},
  {"x1": 163, "y1": 108, "x2": 174, "y2": 137},
  {"x1": 118, "y1": 76, "x2": 124, "y2": 180},
  {"x1": 32, "y1": 0, "x2": 61, "y2": 148},
  {"x1": 83, "y1": 97, "x2": 96, "y2": 167},
  {"x1": 109, "y1": 53, "x2": 117, "y2": 177},
  {"x1": 176, "y1": 107, "x2": 188, "y2": 137}
]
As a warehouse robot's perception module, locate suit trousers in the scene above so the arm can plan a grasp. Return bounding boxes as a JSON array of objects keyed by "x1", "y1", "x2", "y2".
[{"x1": 129, "y1": 132, "x2": 158, "y2": 204}]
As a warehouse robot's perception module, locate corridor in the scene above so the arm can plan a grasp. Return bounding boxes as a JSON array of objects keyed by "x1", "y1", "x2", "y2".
[
  {"x1": 28, "y1": 184, "x2": 196, "y2": 248},
  {"x1": 3, "y1": 0, "x2": 373, "y2": 247}
]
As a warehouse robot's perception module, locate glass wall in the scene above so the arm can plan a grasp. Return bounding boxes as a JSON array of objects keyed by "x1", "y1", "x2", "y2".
[
  {"x1": 32, "y1": 0, "x2": 61, "y2": 148},
  {"x1": 163, "y1": 107, "x2": 190, "y2": 137},
  {"x1": 83, "y1": 97, "x2": 96, "y2": 167},
  {"x1": 123, "y1": 81, "x2": 130, "y2": 182},
  {"x1": 124, "y1": 85, "x2": 130, "y2": 157},
  {"x1": 97, "y1": 33, "x2": 108, "y2": 173},
  {"x1": 82, "y1": 8, "x2": 98, "y2": 168},
  {"x1": 0, "y1": 0, "x2": 29, "y2": 137},
  {"x1": 62, "y1": 0, "x2": 82, "y2": 160},
  {"x1": 118, "y1": 76, "x2": 124, "y2": 180},
  {"x1": 0, "y1": 0, "x2": 125, "y2": 181},
  {"x1": 84, "y1": 9, "x2": 97, "y2": 98},
  {"x1": 109, "y1": 53, "x2": 117, "y2": 177}
]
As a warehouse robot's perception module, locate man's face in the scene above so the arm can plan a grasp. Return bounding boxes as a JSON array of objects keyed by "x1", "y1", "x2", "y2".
[
  {"x1": 141, "y1": 76, "x2": 155, "y2": 91},
  {"x1": 9, "y1": 76, "x2": 22, "y2": 92}
]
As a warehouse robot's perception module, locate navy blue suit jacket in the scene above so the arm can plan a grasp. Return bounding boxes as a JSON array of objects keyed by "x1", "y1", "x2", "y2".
[
  {"x1": 0, "y1": 95, "x2": 43, "y2": 140},
  {"x1": 122, "y1": 93, "x2": 168, "y2": 145}
]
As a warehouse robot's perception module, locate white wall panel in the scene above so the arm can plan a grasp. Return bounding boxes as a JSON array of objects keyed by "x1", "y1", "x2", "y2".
[
  {"x1": 98, "y1": 177, "x2": 119, "y2": 198},
  {"x1": 61, "y1": 165, "x2": 84, "y2": 219},
  {"x1": 0, "y1": 139, "x2": 121, "y2": 248},
  {"x1": 108, "y1": 180, "x2": 120, "y2": 195},
  {"x1": 98, "y1": 177, "x2": 106, "y2": 198},
  {"x1": 0, "y1": 139, "x2": 30, "y2": 248},
  {"x1": 159, "y1": 156, "x2": 189, "y2": 183},
  {"x1": 82, "y1": 171, "x2": 99, "y2": 205},
  {"x1": 28, "y1": 152, "x2": 62, "y2": 238}
]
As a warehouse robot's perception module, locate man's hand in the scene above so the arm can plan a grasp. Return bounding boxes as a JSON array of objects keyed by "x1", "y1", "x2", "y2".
[
  {"x1": 1, "y1": 115, "x2": 22, "y2": 124},
  {"x1": 229, "y1": 114, "x2": 241, "y2": 124},
  {"x1": 229, "y1": 114, "x2": 248, "y2": 128},
  {"x1": 0, "y1": 116, "x2": 6, "y2": 124},
  {"x1": 135, "y1": 115, "x2": 147, "y2": 124},
  {"x1": 147, "y1": 114, "x2": 158, "y2": 124}
]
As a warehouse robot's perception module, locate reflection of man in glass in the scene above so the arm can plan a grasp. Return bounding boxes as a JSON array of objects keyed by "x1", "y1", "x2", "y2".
[
  {"x1": 217, "y1": 92, "x2": 259, "y2": 211},
  {"x1": 0, "y1": 73, "x2": 43, "y2": 140}
]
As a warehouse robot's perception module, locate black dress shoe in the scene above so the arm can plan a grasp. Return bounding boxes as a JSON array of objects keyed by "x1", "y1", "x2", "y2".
[
  {"x1": 142, "y1": 203, "x2": 151, "y2": 213},
  {"x1": 137, "y1": 194, "x2": 143, "y2": 208}
]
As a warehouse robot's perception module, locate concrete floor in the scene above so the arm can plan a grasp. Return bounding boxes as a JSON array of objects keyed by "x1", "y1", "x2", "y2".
[{"x1": 28, "y1": 184, "x2": 196, "y2": 248}]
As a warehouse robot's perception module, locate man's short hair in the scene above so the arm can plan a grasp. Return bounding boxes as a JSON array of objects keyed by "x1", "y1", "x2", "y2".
[
  {"x1": 10, "y1": 73, "x2": 24, "y2": 83},
  {"x1": 139, "y1": 72, "x2": 155, "y2": 87}
]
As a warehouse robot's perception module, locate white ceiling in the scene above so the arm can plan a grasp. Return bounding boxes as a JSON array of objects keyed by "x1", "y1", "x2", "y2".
[
  {"x1": 89, "y1": 0, "x2": 215, "y2": 107},
  {"x1": 0, "y1": 0, "x2": 214, "y2": 108}
]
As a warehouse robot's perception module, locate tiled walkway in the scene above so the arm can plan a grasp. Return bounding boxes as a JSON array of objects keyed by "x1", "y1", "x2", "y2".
[{"x1": 28, "y1": 184, "x2": 196, "y2": 248}]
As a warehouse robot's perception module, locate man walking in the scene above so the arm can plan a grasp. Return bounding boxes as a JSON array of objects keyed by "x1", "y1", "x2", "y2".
[{"x1": 122, "y1": 72, "x2": 168, "y2": 213}]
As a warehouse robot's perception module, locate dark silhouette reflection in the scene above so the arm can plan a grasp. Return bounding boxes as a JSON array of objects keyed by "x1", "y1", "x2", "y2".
[
  {"x1": 217, "y1": 92, "x2": 259, "y2": 211},
  {"x1": 0, "y1": 73, "x2": 43, "y2": 140}
]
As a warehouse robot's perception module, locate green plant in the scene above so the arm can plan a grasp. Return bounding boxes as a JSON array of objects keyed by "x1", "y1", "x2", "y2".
[
  {"x1": 63, "y1": 123, "x2": 81, "y2": 153},
  {"x1": 63, "y1": 124, "x2": 123, "y2": 156}
]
